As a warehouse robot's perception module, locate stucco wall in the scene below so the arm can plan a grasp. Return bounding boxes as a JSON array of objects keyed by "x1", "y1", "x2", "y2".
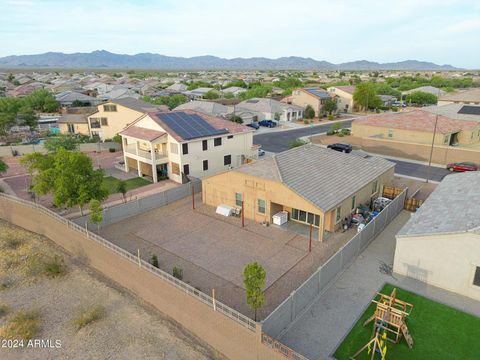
[
  {"x1": 291, "y1": 90, "x2": 322, "y2": 116},
  {"x1": 394, "y1": 232, "x2": 480, "y2": 301},
  {"x1": 58, "y1": 122, "x2": 90, "y2": 136},
  {"x1": 88, "y1": 103, "x2": 144, "y2": 140}
]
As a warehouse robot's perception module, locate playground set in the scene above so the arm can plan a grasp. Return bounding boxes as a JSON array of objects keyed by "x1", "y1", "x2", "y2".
[{"x1": 350, "y1": 288, "x2": 414, "y2": 359}]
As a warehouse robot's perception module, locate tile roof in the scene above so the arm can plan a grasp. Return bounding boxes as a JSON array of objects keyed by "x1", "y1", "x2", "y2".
[
  {"x1": 353, "y1": 110, "x2": 479, "y2": 134},
  {"x1": 120, "y1": 126, "x2": 166, "y2": 142},
  {"x1": 57, "y1": 113, "x2": 90, "y2": 124},
  {"x1": 332, "y1": 86, "x2": 356, "y2": 95},
  {"x1": 148, "y1": 110, "x2": 253, "y2": 142},
  {"x1": 237, "y1": 97, "x2": 303, "y2": 113},
  {"x1": 421, "y1": 104, "x2": 480, "y2": 122},
  {"x1": 110, "y1": 97, "x2": 168, "y2": 113},
  {"x1": 439, "y1": 88, "x2": 480, "y2": 103},
  {"x1": 397, "y1": 172, "x2": 480, "y2": 237},
  {"x1": 234, "y1": 144, "x2": 395, "y2": 212},
  {"x1": 174, "y1": 101, "x2": 229, "y2": 117}
]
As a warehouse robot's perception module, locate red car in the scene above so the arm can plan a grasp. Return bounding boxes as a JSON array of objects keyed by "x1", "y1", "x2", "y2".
[{"x1": 446, "y1": 162, "x2": 478, "y2": 172}]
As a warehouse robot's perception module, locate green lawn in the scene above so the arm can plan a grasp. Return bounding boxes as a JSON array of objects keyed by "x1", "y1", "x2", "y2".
[
  {"x1": 334, "y1": 283, "x2": 480, "y2": 360},
  {"x1": 102, "y1": 176, "x2": 151, "y2": 195}
]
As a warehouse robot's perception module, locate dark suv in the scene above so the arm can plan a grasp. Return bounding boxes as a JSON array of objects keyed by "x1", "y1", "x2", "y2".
[{"x1": 327, "y1": 143, "x2": 353, "y2": 153}]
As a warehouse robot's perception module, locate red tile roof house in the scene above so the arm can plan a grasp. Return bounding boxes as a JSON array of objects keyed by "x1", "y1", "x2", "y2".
[
  {"x1": 352, "y1": 110, "x2": 480, "y2": 146},
  {"x1": 119, "y1": 110, "x2": 257, "y2": 183}
]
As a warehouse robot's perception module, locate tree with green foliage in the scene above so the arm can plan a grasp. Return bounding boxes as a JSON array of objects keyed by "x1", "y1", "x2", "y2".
[
  {"x1": 405, "y1": 91, "x2": 437, "y2": 106},
  {"x1": 223, "y1": 92, "x2": 234, "y2": 99},
  {"x1": 228, "y1": 114, "x2": 243, "y2": 124},
  {"x1": 304, "y1": 105, "x2": 315, "y2": 119},
  {"x1": 44, "y1": 135, "x2": 78, "y2": 152},
  {"x1": 187, "y1": 81, "x2": 211, "y2": 90},
  {"x1": 21, "y1": 149, "x2": 108, "y2": 214},
  {"x1": 24, "y1": 89, "x2": 60, "y2": 112},
  {"x1": 204, "y1": 90, "x2": 220, "y2": 100},
  {"x1": 238, "y1": 85, "x2": 272, "y2": 100},
  {"x1": 141, "y1": 94, "x2": 188, "y2": 110},
  {"x1": 322, "y1": 98, "x2": 338, "y2": 115},
  {"x1": 353, "y1": 83, "x2": 382, "y2": 111},
  {"x1": 112, "y1": 134, "x2": 122, "y2": 145},
  {"x1": 0, "y1": 158, "x2": 8, "y2": 174},
  {"x1": 374, "y1": 84, "x2": 402, "y2": 99},
  {"x1": 89, "y1": 199, "x2": 103, "y2": 232},
  {"x1": 117, "y1": 180, "x2": 128, "y2": 203},
  {"x1": 223, "y1": 79, "x2": 248, "y2": 89},
  {"x1": 243, "y1": 262, "x2": 266, "y2": 321}
]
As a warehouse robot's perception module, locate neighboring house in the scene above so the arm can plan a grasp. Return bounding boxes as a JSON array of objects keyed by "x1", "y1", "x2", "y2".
[
  {"x1": 327, "y1": 86, "x2": 356, "y2": 113},
  {"x1": 438, "y1": 88, "x2": 480, "y2": 106},
  {"x1": 202, "y1": 144, "x2": 394, "y2": 242},
  {"x1": 421, "y1": 103, "x2": 480, "y2": 123},
  {"x1": 222, "y1": 86, "x2": 247, "y2": 97},
  {"x1": 290, "y1": 88, "x2": 336, "y2": 116},
  {"x1": 7, "y1": 83, "x2": 44, "y2": 97},
  {"x1": 378, "y1": 94, "x2": 397, "y2": 107},
  {"x1": 174, "y1": 101, "x2": 229, "y2": 117},
  {"x1": 394, "y1": 172, "x2": 480, "y2": 301},
  {"x1": 98, "y1": 87, "x2": 140, "y2": 100},
  {"x1": 166, "y1": 83, "x2": 188, "y2": 92},
  {"x1": 402, "y1": 86, "x2": 446, "y2": 97},
  {"x1": 57, "y1": 113, "x2": 93, "y2": 136},
  {"x1": 55, "y1": 91, "x2": 103, "y2": 107},
  {"x1": 236, "y1": 98, "x2": 304, "y2": 122},
  {"x1": 183, "y1": 87, "x2": 218, "y2": 100},
  {"x1": 119, "y1": 110, "x2": 256, "y2": 183},
  {"x1": 352, "y1": 110, "x2": 480, "y2": 146},
  {"x1": 87, "y1": 97, "x2": 168, "y2": 141}
]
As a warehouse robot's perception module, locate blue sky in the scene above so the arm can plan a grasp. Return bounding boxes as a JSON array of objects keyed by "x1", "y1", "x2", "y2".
[{"x1": 1, "y1": 0, "x2": 480, "y2": 68}]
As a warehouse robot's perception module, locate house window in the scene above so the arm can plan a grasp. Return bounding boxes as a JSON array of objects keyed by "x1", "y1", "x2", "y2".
[
  {"x1": 336, "y1": 206, "x2": 342, "y2": 223},
  {"x1": 388, "y1": 129, "x2": 393, "y2": 138},
  {"x1": 103, "y1": 104, "x2": 117, "y2": 112},
  {"x1": 214, "y1": 137, "x2": 222, "y2": 146},
  {"x1": 90, "y1": 118, "x2": 100, "y2": 128},
  {"x1": 203, "y1": 160, "x2": 208, "y2": 171},
  {"x1": 473, "y1": 267, "x2": 480, "y2": 287},
  {"x1": 182, "y1": 143, "x2": 189, "y2": 155},
  {"x1": 170, "y1": 143, "x2": 178, "y2": 154},
  {"x1": 235, "y1": 193, "x2": 242, "y2": 206},
  {"x1": 183, "y1": 164, "x2": 189, "y2": 175},
  {"x1": 227, "y1": 135, "x2": 234, "y2": 139},
  {"x1": 100, "y1": 118, "x2": 108, "y2": 126},
  {"x1": 202, "y1": 140, "x2": 208, "y2": 151},
  {"x1": 67, "y1": 124, "x2": 75, "y2": 133},
  {"x1": 372, "y1": 180, "x2": 378, "y2": 195},
  {"x1": 257, "y1": 199, "x2": 265, "y2": 214},
  {"x1": 224, "y1": 155, "x2": 231, "y2": 166},
  {"x1": 351, "y1": 196, "x2": 356, "y2": 210},
  {"x1": 443, "y1": 135, "x2": 449, "y2": 144},
  {"x1": 299, "y1": 210, "x2": 307, "y2": 222},
  {"x1": 171, "y1": 162, "x2": 180, "y2": 175}
]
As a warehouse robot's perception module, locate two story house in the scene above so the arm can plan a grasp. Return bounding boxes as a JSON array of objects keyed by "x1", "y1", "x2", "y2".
[
  {"x1": 289, "y1": 88, "x2": 336, "y2": 116},
  {"x1": 87, "y1": 97, "x2": 168, "y2": 140},
  {"x1": 119, "y1": 110, "x2": 256, "y2": 183}
]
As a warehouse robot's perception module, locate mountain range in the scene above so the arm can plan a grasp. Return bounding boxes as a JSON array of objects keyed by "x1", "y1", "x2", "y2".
[{"x1": 0, "y1": 50, "x2": 459, "y2": 71}]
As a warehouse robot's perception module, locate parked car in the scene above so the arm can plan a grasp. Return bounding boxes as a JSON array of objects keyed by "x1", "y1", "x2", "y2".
[
  {"x1": 247, "y1": 122, "x2": 259, "y2": 130},
  {"x1": 446, "y1": 162, "x2": 478, "y2": 172},
  {"x1": 258, "y1": 120, "x2": 277, "y2": 128},
  {"x1": 327, "y1": 143, "x2": 353, "y2": 153},
  {"x1": 258, "y1": 149, "x2": 265, "y2": 157}
]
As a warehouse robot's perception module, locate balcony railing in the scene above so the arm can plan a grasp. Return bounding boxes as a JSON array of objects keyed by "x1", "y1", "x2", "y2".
[{"x1": 124, "y1": 144, "x2": 167, "y2": 161}]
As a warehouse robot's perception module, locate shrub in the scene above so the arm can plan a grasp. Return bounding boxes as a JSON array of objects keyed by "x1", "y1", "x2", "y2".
[
  {"x1": 340, "y1": 128, "x2": 351, "y2": 136},
  {"x1": 1, "y1": 310, "x2": 40, "y2": 340},
  {"x1": 338, "y1": 133, "x2": 345, "y2": 137},
  {"x1": 288, "y1": 139, "x2": 308, "y2": 149},
  {"x1": 326, "y1": 130, "x2": 335, "y2": 136},
  {"x1": 391, "y1": 106, "x2": 398, "y2": 112},
  {"x1": 327, "y1": 114, "x2": 334, "y2": 120},
  {"x1": 4, "y1": 237, "x2": 22, "y2": 250},
  {"x1": 108, "y1": 148, "x2": 116, "y2": 153},
  {"x1": 150, "y1": 255, "x2": 159, "y2": 268},
  {"x1": 0, "y1": 304, "x2": 9, "y2": 317},
  {"x1": 172, "y1": 266, "x2": 183, "y2": 280},
  {"x1": 303, "y1": 119, "x2": 310, "y2": 124},
  {"x1": 43, "y1": 255, "x2": 65, "y2": 278},
  {"x1": 73, "y1": 305, "x2": 105, "y2": 330},
  {"x1": 304, "y1": 105, "x2": 315, "y2": 119}
]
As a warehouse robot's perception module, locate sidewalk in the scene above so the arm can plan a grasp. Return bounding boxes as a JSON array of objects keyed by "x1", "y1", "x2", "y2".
[{"x1": 278, "y1": 211, "x2": 480, "y2": 360}]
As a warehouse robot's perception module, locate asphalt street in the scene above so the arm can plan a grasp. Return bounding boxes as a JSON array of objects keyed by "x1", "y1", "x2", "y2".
[{"x1": 253, "y1": 122, "x2": 451, "y2": 182}]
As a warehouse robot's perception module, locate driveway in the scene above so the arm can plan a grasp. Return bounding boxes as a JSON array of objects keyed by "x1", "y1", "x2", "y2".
[{"x1": 278, "y1": 211, "x2": 480, "y2": 360}]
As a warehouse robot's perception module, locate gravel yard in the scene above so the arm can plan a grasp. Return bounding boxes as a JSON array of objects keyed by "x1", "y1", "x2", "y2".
[{"x1": 0, "y1": 220, "x2": 223, "y2": 360}]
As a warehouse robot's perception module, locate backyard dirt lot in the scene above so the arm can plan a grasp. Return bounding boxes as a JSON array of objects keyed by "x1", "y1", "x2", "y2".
[
  {"x1": 101, "y1": 194, "x2": 357, "y2": 320},
  {"x1": 0, "y1": 220, "x2": 223, "y2": 360}
]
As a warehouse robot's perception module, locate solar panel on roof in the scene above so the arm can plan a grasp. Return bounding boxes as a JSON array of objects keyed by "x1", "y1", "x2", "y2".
[
  {"x1": 158, "y1": 112, "x2": 229, "y2": 140},
  {"x1": 246, "y1": 99, "x2": 259, "y2": 103},
  {"x1": 306, "y1": 88, "x2": 330, "y2": 98},
  {"x1": 458, "y1": 105, "x2": 480, "y2": 115}
]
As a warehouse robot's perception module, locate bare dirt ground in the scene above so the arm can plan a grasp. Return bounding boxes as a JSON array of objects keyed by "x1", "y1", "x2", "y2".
[{"x1": 0, "y1": 220, "x2": 223, "y2": 360}]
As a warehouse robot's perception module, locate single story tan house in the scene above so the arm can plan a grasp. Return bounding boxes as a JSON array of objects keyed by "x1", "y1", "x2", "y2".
[
  {"x1": 352, "y1": 110, "x2": 480, "y2": 146},
  {"x1": 203, "y1": 145, "x2": 395, "y2": 241},
  {"x1": 394, "y1": 172, "x2": 480, "y2": 301}
]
